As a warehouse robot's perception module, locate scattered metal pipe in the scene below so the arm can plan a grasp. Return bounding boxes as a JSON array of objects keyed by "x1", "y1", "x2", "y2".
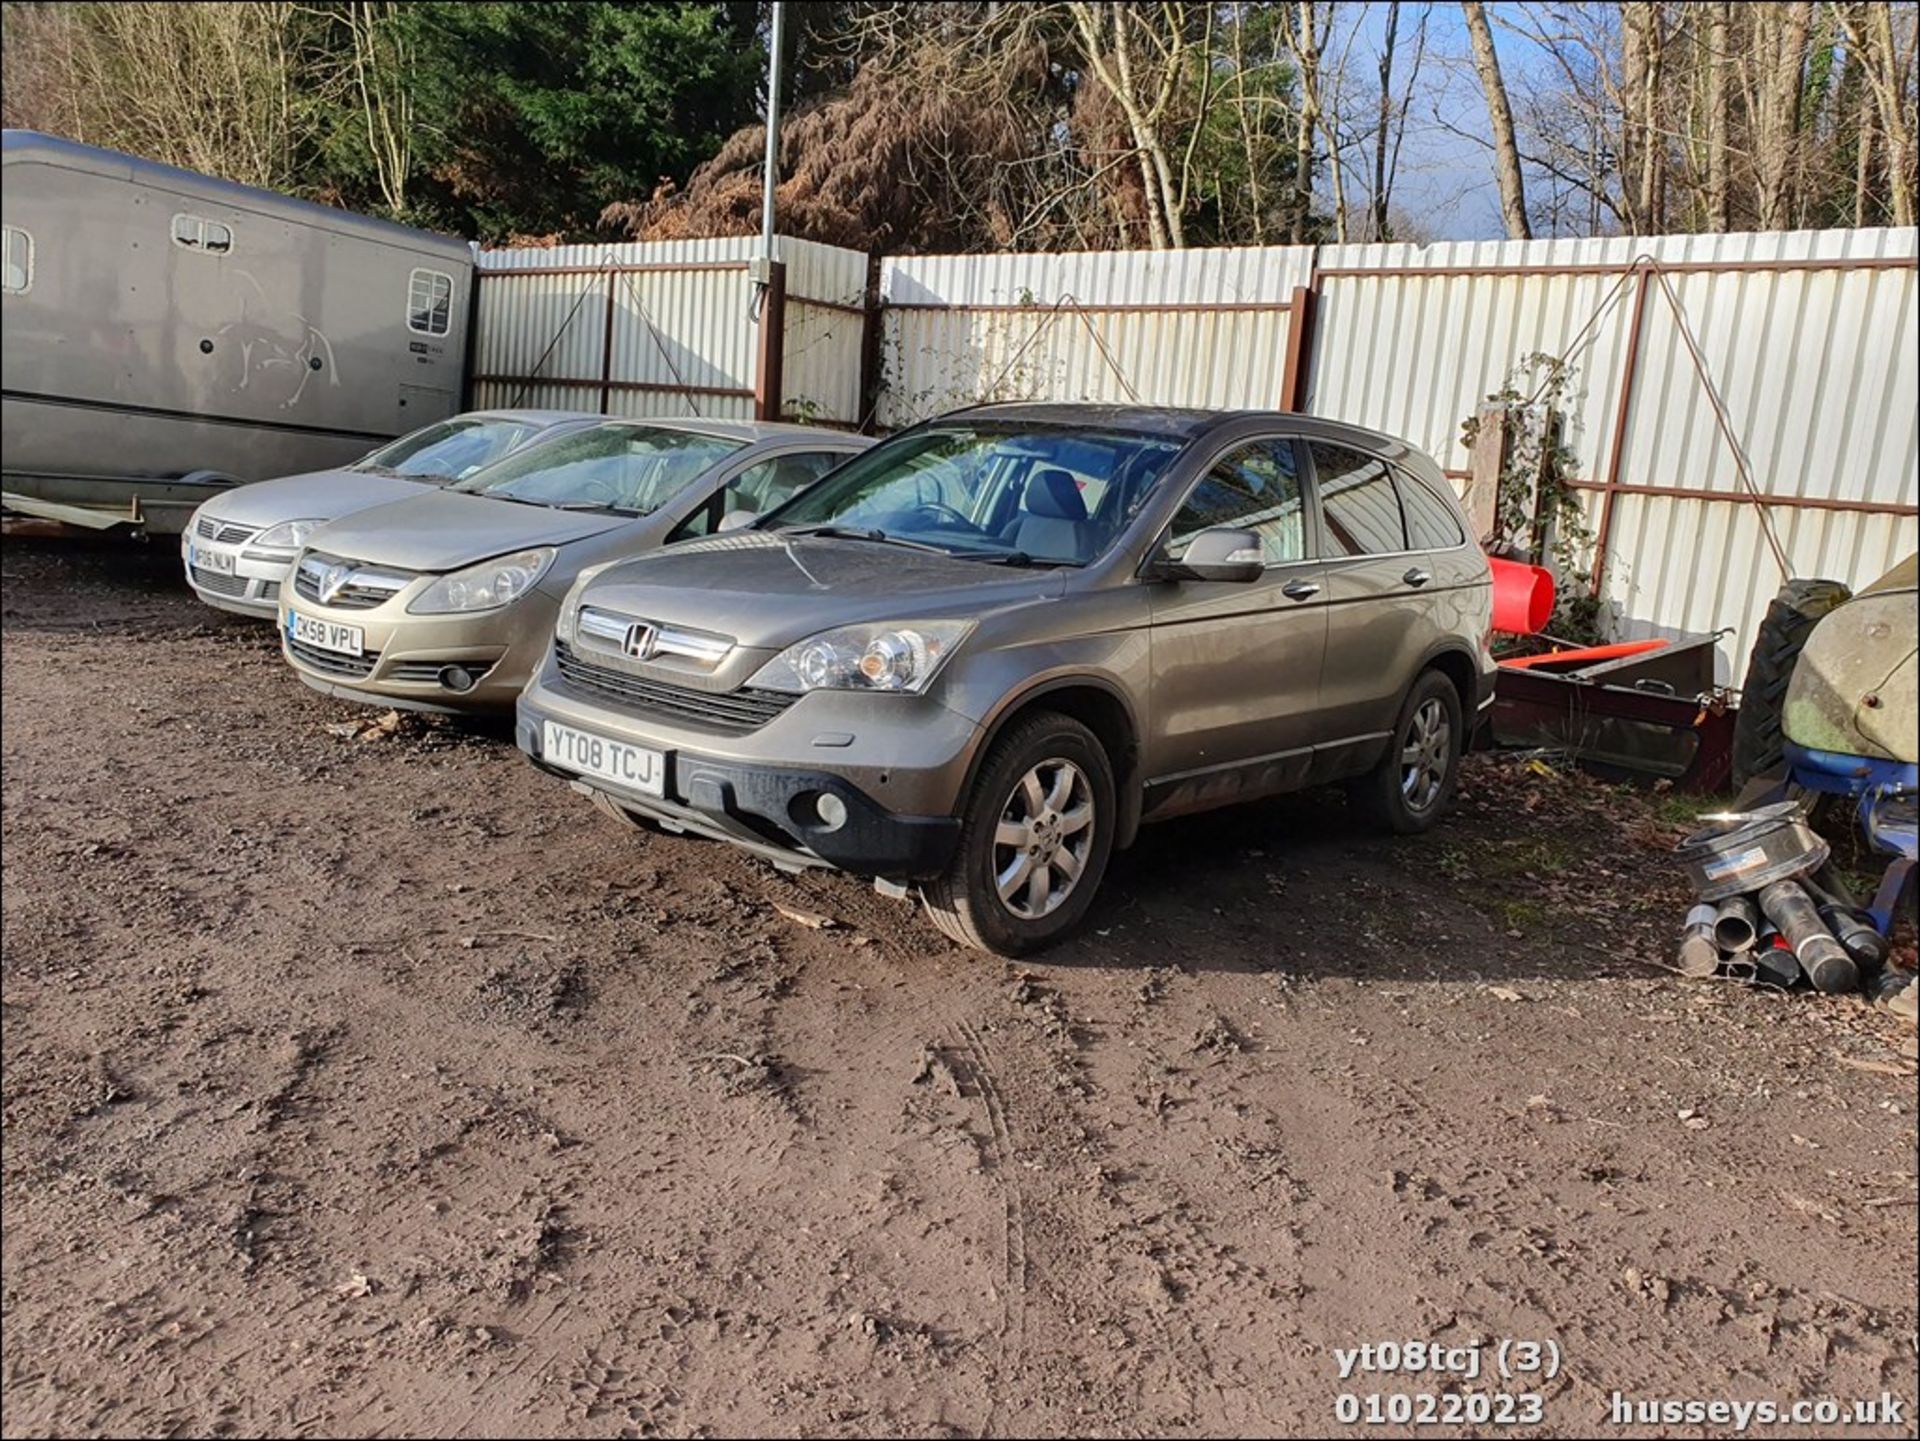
[
  {"x1": 1753, "y1": 936, "x2": 1801, "y2": 990},
  {"x1": 1757, "y1": 879, "x2": 1859, "y2": 994},
  {"x1": 1678, "y1": 903, "x2": 1721, "y2": 977},
  {"x1": 1712, "y1": 895, "x2": 1760, "y2": 953},
  {"x1": 1817, "y1": 903, "x2": 1891, "y2": 968}
]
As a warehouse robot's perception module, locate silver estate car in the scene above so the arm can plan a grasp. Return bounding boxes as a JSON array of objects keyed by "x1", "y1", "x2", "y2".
[
  {"x1": 516, "y1": 404, "x2": 1497, "y2": 955},
  {"x1": 280, "y1": 418, "x2": 871, "y2": 712},
  {"x1": 183, "y1": 410, "x2": 598, "y2": 618}
]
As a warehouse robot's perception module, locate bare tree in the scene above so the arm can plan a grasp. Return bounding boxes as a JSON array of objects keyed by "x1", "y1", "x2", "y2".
[
  {"x1": 1065, "y1": 2, "x2": 1196, "y2": 248},
  {"x1": 1364, "y1": 1, "x2": 1433, "y2": 240},
  {"x1": 1462, "y1": 0, "x2": 1533, "y2": 238},
  {"x1": 342, "y1": 1, "x2": 414, "y2": 217},
  {"x1": 1837, "y1": 0, "x2": 1918, "y2": 225},
  {"x1": 1705, "y1": 0, "x2": 1731, "y2": 231},
  {"x1": 1749, "y1": 1, "x2": 1813, "y2": 227}
]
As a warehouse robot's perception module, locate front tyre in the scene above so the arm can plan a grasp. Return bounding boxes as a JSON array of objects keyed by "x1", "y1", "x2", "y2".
[
  {"x1": 924, "y1": 711, "x2": 1115, "y2": 956},
  {"x1": 1350, "y1": 669, "x2": 1463, "y2": 835}
]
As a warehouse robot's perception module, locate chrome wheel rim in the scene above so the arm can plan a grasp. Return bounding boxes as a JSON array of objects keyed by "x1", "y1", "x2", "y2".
[
  {"x1": 992, "y1": 758, "x2": 1094, "y2": 920},
  {"x1": 1400, "y1": 698, "x2": 1451, "y2": 812}
]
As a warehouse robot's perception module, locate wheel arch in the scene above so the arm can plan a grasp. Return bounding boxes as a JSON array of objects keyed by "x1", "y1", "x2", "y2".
[{"x1": 965, "y1": 676, "x2": 1145, "y2": 850}]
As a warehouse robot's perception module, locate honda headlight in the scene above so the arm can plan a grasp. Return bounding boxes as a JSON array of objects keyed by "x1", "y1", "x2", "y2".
[
  {"x1": 250, "y1": 518, "x2": 326, "y2": 551},
  {"x1": 408, "y1": 547, "x2": 555, "y2": 614},
  {"x1": 749, "y1": 620, "x2": 974, "y2": 695}
]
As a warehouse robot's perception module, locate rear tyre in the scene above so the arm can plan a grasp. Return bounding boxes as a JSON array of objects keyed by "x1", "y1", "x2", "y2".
[
  {"x1": 923, "y1": 712, "x2": 1115, "y2": 956},
  {"x1": 1350, "y1": 669, "x2": 1463, "y2": 835},
  {"x1": 1731, "y1": 578, "x2": 1852, "y2": 785}
]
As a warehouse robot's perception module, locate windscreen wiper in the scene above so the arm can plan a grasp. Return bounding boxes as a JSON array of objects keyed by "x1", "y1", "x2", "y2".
[
  {"x1": 783, "y1": 525, "x2": 950, "y2": 554},
  {"x1": 951, "y1": 549, "x2": 1073, "y2": 568}
]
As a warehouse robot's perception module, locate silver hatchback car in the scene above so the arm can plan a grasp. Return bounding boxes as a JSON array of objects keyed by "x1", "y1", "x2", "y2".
[
  {"x1": 280, "y1": 418, "x2": 871, "y2": 712},
  {"x1": 182, "y1": 410, "x2": 598, "y2": 618},
  {"x1": 517, "y1": 404, "x2": 1496, "y2": 955}
]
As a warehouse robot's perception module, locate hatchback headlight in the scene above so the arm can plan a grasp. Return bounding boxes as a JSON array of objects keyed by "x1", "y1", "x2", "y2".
[
  {"x1": 557, "y1": 560, "x2": 621, "y2": 642},
  {"x1": 408, "y1": 547, "x2": 555, "y2": 614},
  {"x1": 250, "y1": 517, "x2": 326, "y2": 551},
  {"x1": 749, "y1": 620, "x2": 974, "y2": 695}
]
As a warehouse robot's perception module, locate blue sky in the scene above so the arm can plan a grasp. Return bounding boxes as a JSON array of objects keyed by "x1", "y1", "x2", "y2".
[{"x1": 1323, "y1": 2, "x2": 1526, "y2": 241}]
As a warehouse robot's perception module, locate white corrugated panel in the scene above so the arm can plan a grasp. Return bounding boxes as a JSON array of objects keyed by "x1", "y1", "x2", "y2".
[
  {"x1": 781, "y1": 237, "x2": 870, "y2": 426},
  {"x1": 1309, "y1": 227, "x2": 1918, "y2": 681},
  {"x1": 1601, "y1": 228, "x2": 1918, "y2": 678},
  {"x1": 476, "y1": 235, "x2": 868, "y2": 426},
  {"x1": 878, "y1": 245, "x2": 1317, "y2": 427}
]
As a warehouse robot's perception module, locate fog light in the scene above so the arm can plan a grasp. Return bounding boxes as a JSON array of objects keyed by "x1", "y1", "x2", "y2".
[
  {"x1": 814, "y1": 792, "x2": 848, "y2": 831},
  {"x1": 439, "y1": 665, "x2": 476, "y2": 693}
]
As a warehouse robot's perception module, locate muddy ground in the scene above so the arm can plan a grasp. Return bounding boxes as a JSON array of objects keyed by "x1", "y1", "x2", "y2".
[{"x1": 1, "y1": 535, "x2": 1915, "y2": 1440}]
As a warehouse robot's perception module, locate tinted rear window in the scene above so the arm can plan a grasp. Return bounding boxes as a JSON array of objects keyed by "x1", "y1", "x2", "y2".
[
  {"x1": 1311, "y1": 443, "x2": 1406, "y2": 556},
  {"x1": 1397, "y1": 469, "x2": 1467, "y2": 550}
]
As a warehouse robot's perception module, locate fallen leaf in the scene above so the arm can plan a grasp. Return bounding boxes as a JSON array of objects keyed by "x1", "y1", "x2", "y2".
[
  {"x1": 1488, "y1": 985, "x2": 1526, "y2": 1003},
  {"x1": 1835, "y1": 1054, "x2": 1917, "y2": 1078},
  {"x1": 774, "y1": 903, "x2": 837, "y2": 930}
]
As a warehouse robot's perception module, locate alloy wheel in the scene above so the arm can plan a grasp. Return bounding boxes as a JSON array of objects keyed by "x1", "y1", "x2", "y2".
[
  {"x1": 992, "y1": 757, "x2": 1095, "y2": 919},
  {"x1": 1400, "y1": 697, "x2": 1451, "y2": 812}
]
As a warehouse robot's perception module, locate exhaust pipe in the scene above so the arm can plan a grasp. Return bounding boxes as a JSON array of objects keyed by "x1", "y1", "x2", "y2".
[
  {"x1": 1758, "y1": 879, "x2": 1858, "y2": 994},
  {"x1": 1712, "y1": 895, "x2": 1760, "y2": 953},
  {"x1": 1678, "y1": 903, "x2": 1721, "y2": 977}
]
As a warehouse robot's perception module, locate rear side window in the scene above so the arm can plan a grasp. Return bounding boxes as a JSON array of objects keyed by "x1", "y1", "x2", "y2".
[
  {"x1": 408, "y1": 269, "x2": 454, "y2": 336},
  {"x1": 172, "y1": 214, "x2": 234, "y2": 254},
  {"x1": 1167, "y1": 438, "x2": 1307, "y2": 565},
  {"x1": 2, "y1": 226, "x2": 30, "y2": 292},
  {"x1": 1311, "y1": 443, "x2": 1406, "y2": 556},
  {"x1": 1397, "y1": 469, "x2": 1467, "y2": 550}
]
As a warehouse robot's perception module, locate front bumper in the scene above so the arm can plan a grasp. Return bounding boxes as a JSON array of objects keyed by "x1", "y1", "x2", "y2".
[
  {"x1": 279, "y1": 589, "x2": 560, "y2": 712},
  {"x1": 180, "y1": 534, "x2": 294, "y2": 619},
  {"x1": 515, "y1": 668, "x2": 974, "y2": 878}
]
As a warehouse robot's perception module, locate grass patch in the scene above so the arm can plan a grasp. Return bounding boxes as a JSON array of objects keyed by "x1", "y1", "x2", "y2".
[
  {"x1": 1647, "y1": 788, "x2": 1732, "y2": 832},
  {"x1": 1497, "y1": 898, "x2": 1550, "y2": 933}
]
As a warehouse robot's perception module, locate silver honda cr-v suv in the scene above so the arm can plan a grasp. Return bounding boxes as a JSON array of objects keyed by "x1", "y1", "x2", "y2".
[{"x1": 516, "y1": 403, "x2": 1496, "y2": 955}]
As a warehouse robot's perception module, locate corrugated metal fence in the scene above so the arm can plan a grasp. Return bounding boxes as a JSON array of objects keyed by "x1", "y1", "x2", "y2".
[
  {"x1": 471, "y1": 237, "x2": 869, "y2": 425},
  {"x1": 472, "y1": 225, "x2": 1917, "y2": 681}
]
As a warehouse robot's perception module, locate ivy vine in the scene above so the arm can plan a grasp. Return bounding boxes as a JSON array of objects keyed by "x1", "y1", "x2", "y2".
[{"x1": 1460, "y1": 353, "x2": 1603, "y2": 644}]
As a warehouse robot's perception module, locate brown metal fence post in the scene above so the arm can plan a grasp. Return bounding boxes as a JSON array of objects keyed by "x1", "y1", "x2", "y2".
[
  {"x1": 598, "y1": 268, "x2": 617, "y2": 415},
  {"x1": 1590, "y1": 265, "x2": 1652, "y2": 596},
  {"x1": 1279, "y1": 284, "x2": 1317, "y2": 412},
  {"x1": 754, "y1": 260, "x2": 788, "y2": 422},
  {"x1": 856, "y1": 253, "x2": 884, "y2": 433}
]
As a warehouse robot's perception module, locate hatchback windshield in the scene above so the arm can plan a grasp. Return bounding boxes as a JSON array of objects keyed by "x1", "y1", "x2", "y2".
[
  {"x1": 452, "y1": 424, "x2": 744, "y2": 514},
  {"x1": 762, "y1": 426, "x2": 1185, "y2": 565},
  {"x1": 356, "y1": 417, "x2": 547, "y2": 482}
]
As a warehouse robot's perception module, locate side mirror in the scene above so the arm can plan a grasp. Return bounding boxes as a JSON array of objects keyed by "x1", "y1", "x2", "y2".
[
  {"x1": 717, "y1": 509, "x2": 760, "y2": 533},
  {"x1": 1152, "y1": 526, "x2": 1264, "y2": 583}
]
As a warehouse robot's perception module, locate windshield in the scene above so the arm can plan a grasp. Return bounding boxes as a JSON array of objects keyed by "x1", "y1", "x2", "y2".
[
  {"x1": 451, "y1": 424, "x2": 744, "y2": 513},
  {"x1": 762, "y1": 425, "x2": 1186, "y2": 565},
  {"x1": 355, "y1": 417, "x2": 547, "y2": 481}
]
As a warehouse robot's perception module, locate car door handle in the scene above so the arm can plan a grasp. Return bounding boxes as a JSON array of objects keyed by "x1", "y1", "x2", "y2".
[
  {"x1": 1281, "y1": 579, "x2": 1322, "y2": 601},
  {"x1": 1402, "y1": 567, "x2": 1432, "y2": 588}
]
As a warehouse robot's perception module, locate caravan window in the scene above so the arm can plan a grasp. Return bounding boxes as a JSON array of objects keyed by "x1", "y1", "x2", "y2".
[
  {"x1": 2, "y1": 226, "x2": 30, "y2": 293},
  {"x1": 408, "y1": 269, "x2": 454, "y2": 336},
  {"x1": 172, "y1": 214, "x2": 234, "y2": 254}
]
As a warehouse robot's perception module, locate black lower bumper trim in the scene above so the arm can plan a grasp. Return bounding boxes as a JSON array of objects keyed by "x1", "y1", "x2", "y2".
[{"x1": 518, "y1": 716, "x2": 960, "y2": 878}]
